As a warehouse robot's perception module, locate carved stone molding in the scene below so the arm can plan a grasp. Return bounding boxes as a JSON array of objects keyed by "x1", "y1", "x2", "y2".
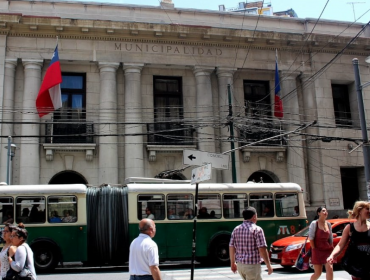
[
  {"x1": 241, "y1": 146, "x2": 286, "y2": 163},
  {"x1": 43, "y1": 144, "x2": 96, "y2": 162},
  {"x1": 146, "y1": 145, "x2": 197, "y2": 162}
]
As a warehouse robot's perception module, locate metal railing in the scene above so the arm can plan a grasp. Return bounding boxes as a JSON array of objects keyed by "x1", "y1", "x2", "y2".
[
  {"x1": 237, "y1": 120, "x2": 286, "y2": 147},
  {"x1": 45, "y1": 120, "x2": 94, "y2": 144},
  {"x1": 147, "y1": 122, "x2": 195, "y2": 145}
]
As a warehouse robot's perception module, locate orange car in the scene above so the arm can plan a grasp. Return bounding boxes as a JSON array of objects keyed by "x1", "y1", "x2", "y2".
[{"x1": 269, "y1": 219, "x2": 355, "y2": 269}]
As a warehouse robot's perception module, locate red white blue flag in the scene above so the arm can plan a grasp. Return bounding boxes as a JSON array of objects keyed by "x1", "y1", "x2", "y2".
[
  {"x1": 36, "y1": 45, "x2": 62, "y2": 117},
  {"x1": 274, "y1": 50, "x2": 283, "y2": 118}
]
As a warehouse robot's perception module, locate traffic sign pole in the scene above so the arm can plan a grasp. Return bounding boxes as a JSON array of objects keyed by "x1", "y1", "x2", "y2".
[{"x1": 190, "y1": 182, "x2": 199, "y2": 280}]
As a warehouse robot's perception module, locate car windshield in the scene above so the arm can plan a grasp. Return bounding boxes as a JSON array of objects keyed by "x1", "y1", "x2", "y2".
[{"x1": 294, "y1": 226, "x2": 309, "y2": 237}]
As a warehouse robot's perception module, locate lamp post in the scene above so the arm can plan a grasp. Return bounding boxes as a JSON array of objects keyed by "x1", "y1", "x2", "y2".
[
  {"x1": 4, "y1": 136, "x2": 17, "y2": 185},
  {"x1": 352, "y1": 58, "x2": 370, "y2": 201}
]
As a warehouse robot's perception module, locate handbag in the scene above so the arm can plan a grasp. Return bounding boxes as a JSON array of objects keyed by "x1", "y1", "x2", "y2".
[
  {"x1": 294, "y1": 235, "x2": 311, "y2": 271},
  {"x1": 5, "y1": 245, "x2": 32, "y2": 280},
  {"x1": 341, "y1": 223, "x2": 370, "y2": 278}
]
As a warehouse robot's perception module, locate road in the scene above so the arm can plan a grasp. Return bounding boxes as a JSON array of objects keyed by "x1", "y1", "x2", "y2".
[{"x1": 37, "y1": 264, "x2": 352, "y2": 280}]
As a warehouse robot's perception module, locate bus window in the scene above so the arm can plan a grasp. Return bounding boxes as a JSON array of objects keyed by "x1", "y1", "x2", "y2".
[
  {"x1": 0, "y1": 197, "x2": 13, "y2": 224},
  {"x1": 223, "y1": 194, "x2": 248, "y2": 219},
  {"x1": 167, "y1": 194, "x2": 193, "y2": 220},
  {"x1": 48, "y1": 196, "x2": 77, "y2": 223},
  {"x1": 138, "y1": 194, "x2": 165, "y2": 220},
  {"x1": 197, "y1": 194, "x2": 221, "y2": 219},
  {"x1": 16, "y1": 197, "x2": 46, "y2": 224},
  {"x1": 275, "y1": 193, "x2": 299, "y2": 217},
  {"x1": 250, "y1": 193, "x2": 274, "y2": 218}
]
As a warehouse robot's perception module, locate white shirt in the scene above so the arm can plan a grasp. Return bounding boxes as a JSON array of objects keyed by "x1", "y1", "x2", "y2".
[{"x1": 129, "y1": 233, "x2": 159, "y2": 275}]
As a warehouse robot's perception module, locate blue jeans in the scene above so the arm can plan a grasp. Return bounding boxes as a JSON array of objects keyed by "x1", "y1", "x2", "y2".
[{"x1": 129, "y1": 276, "x2": 154, "y2": 280}]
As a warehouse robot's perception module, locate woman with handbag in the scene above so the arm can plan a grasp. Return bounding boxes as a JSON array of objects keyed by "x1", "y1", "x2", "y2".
[
  {"x1": 309, "y1": 206, "x2": 334, "y2": 280},
  {"x1": 0, "y1": 224, "x2": 17, "y2": 280},
  {"x1": 7, "y1": 223, "x2": 36, "y2": 280},
  {"x1": 327, "y1": 201, "x2": 370, "y2": 280}
]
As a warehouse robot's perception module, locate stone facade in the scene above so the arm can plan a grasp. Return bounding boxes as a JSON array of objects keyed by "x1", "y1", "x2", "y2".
[{"x1": 0, "y1": 0, "x2": 369, "y2": 218}]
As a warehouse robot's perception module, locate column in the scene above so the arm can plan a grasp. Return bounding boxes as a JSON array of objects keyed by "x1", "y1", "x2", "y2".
[
  {"x1": 19, "y1": 59, "x2": 43, "y2": 185},
  {"x1": 0, "y1": 59, "x2": 17, "y2": 182},
  {"x1": 300, "y1": 73, "x2": 325, "y2": 207},
  {"x1": 216, "y1": 67, "x2": 240, "y2": 183},
  {"x1": 123, "y1": 63, "x2": 144, "y2": 178},
  {"x1": 280, "y1": 72, "x2": 307, "y2": 198},
  {"x1": 98, "y1": 62, "x2": 120, "y2": 184}
]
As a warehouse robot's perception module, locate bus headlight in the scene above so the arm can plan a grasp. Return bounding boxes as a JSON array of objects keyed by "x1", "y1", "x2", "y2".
[{"x1": 285, "y1": 243, "x2": 303, "y2": 252}]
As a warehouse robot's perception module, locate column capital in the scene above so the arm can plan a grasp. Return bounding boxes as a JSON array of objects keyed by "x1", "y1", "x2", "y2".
[
  {"x1": 123, "y1": 63, "x2": 144, "y2": 74},
  {"x1": 98, "y1": 62, "x2": 120, "y2": 72},
  {"x1": 280, "y1": 71, "x2": 300, "y2": 80},
  {"x1": 193, "y1": 66, "x2": 214, "y2": 77},
  {"x1": 298, "y1": 72, "x2": 313, "y2": 81},
  {"x1": 216, "y1": 67, "x2": 237, "y2": 78},
  {"x1": 5, "y1": 59, "x2": 17, "y2": 70},
  {"x1": 22, "y1": 59, "x2": 43, "y2": 70}
]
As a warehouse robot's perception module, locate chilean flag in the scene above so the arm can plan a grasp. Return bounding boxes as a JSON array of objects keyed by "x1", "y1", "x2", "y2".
[
  {"x1": 36, "y1": 45, "x2": 62, "y2": 117},
  {"x1": 274, "y1": 50, "x2": 283, "y2": 118}
]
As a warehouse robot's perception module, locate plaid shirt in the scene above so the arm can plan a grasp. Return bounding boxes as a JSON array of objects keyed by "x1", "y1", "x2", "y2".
[{"x1": 229, "y1": 220, "x2": 267, "y2": 264}]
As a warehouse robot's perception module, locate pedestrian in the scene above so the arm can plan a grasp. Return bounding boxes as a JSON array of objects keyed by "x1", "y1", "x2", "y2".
[
  {"x1": 129, "y1": 219, "x2": 161, "y2": 280},
  {"x1": 229, "y1": 206, "x2": 273, "y2": 280},
  {"x1": 8, "y1": 223, "x2": 37, "y2": 280},
  {"x1": 327, "y1": 201, "x2": 370, "y2": 280},
  {"x1": 309, "y1": 206, "x2": 334, "y2": 280},
  {"x1": 0, "y1": 223, "x2": 17, "y2": 279}
]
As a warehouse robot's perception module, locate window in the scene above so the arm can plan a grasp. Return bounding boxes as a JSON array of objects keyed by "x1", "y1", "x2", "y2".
[
  {"x1": 275, "y1": 193, "x2": 299, "y2": 217},
  {"x1": 16, "y1": 197, "x2": 46, "y2": 224},
  {"x1": 167, "y1": 194, "x2": 194, "y2": 220},
  {"x1": 332, "y1": 84, "x2": 352, "y2": 126},
  {"x1": 138, "y1": 194, "x2": 165, "y2": 220},
  {"x1": 150, "y1": 76, "x2": 187, "y2": 145},
  {"x1": 0, "y1": 197, "x2": 13, "y2": 224},
  {"x1": 48, "y1": 196, "x2": 77, "y2": 223},
  {"x1": 223, "y1": 194, "x2": 248, "y2": 219},
  {"x1": 197, "y1": 194, "x2": 221, "y2": 219},
  {"x1": 244, "y1": 80, "x2": 271, "y2": 118},
  {"x1": 249, "y1": 193, "x2": 274, "y2": 217}
]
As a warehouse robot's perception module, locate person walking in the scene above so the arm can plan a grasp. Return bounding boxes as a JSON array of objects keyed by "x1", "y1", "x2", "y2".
[
  {"x1": 309, "y1": 206, "x2": 334, "y2": 280},
  {"x1": 8, "y1": 223, "x2": 37, "y2": 280},
  {"x1": 229, "y1": 206, "x2": 273, "y2": 280},
  {"x1": 327, "y1": 201, "x2": 370, "y2": 280},
  {"x1": 0, "y1": 224, "x2": 16, "y2": 279},
  {"x1": 129, "y1": 219, "x2": 161, "y2": 280}
]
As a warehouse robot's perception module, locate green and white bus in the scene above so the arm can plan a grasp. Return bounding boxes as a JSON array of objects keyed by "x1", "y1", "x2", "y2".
[{"x1": 0, "y1": 179, "x2": 307, "y2": 271}]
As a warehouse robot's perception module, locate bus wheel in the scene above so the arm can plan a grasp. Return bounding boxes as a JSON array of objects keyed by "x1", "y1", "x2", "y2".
[
  {"x1": 209, "y1": 237, "x2": 230, "y2": 266},
  {"x1": 32, "y1": 243, "x2": 59, "y2": 272}
]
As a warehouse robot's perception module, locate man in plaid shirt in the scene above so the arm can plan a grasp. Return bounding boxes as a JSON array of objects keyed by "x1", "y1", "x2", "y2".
[{"x1": 229, "y1": 206, "x2": 273, "y2": 280}]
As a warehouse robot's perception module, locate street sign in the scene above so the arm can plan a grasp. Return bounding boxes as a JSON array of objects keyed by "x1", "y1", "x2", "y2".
[
  {"x1": 183, "y1": 150, "x2": 230, "y2": 170},
  {"x1": 191, "y1": 164, "x2": 212, "y2": 185}
]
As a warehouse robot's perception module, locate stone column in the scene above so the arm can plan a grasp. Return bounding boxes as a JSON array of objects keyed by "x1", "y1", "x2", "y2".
[
  {"x1": 123, "y1": 63, "x2": 144, "y2": 178},
  {"x1": 300, "y1": 73, "x2": 325, "y2": 207},
  {"x1": 0, "y1": 59, "x2": 17, "y2": 182},
  {"x1": 19, "y1": 59, "x2": 43, "y2": 185},
  {"x1": 280, "y1": 72, "x2": 307, "y2": 197},
  {"x1": 98, "y1": 62, "x2": 120, "y2": 184},
  {"x1": 216, "y1": 67, "x2": 240, "y2": 183}
]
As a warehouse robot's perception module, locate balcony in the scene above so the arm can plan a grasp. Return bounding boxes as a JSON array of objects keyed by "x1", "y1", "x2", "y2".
[
  {"x1": 237, "y1": 120, "x2": 287, "y2": 163},
  {"x1": 43, "y1": 120, "x2": 96, "y2": 162},
  {"x1": 146, "y1": 122, "x2": 196, "y2": 162},
  {"x1": 45, "y1": 120, "x2": 94, "y2": 144}
]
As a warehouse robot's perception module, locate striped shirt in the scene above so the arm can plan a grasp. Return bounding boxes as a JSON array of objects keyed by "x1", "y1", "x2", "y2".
[{"x1": 229, "y1": 220, "x2": 267, "y2": 264}]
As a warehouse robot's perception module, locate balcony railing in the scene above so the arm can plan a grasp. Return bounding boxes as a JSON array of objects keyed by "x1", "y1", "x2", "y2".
[
  {"x1": 45, "y1": 120, "x2": 94, "y2": 144},
  {"x1": 147, "y1": 122, "x2": 195, "y2": 145},
  {"x1": 238, "y1": 120, "x2": 286, "y2": 147}
]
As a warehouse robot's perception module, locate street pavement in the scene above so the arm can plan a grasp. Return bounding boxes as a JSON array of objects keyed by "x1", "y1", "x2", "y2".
[{"x1": 37, "y1": 264, "x2": 352, "y2": 280}]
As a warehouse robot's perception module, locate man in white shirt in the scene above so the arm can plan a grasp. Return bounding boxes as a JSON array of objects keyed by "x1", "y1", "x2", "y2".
[{"x1": 129, "y1": 219, "x2": 162, "y2": 280}]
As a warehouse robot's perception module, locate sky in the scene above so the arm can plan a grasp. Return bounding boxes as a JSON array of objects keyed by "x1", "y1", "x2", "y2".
[{"x1": 73, "y1": 0, "x2": 370, "y2": 23}]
